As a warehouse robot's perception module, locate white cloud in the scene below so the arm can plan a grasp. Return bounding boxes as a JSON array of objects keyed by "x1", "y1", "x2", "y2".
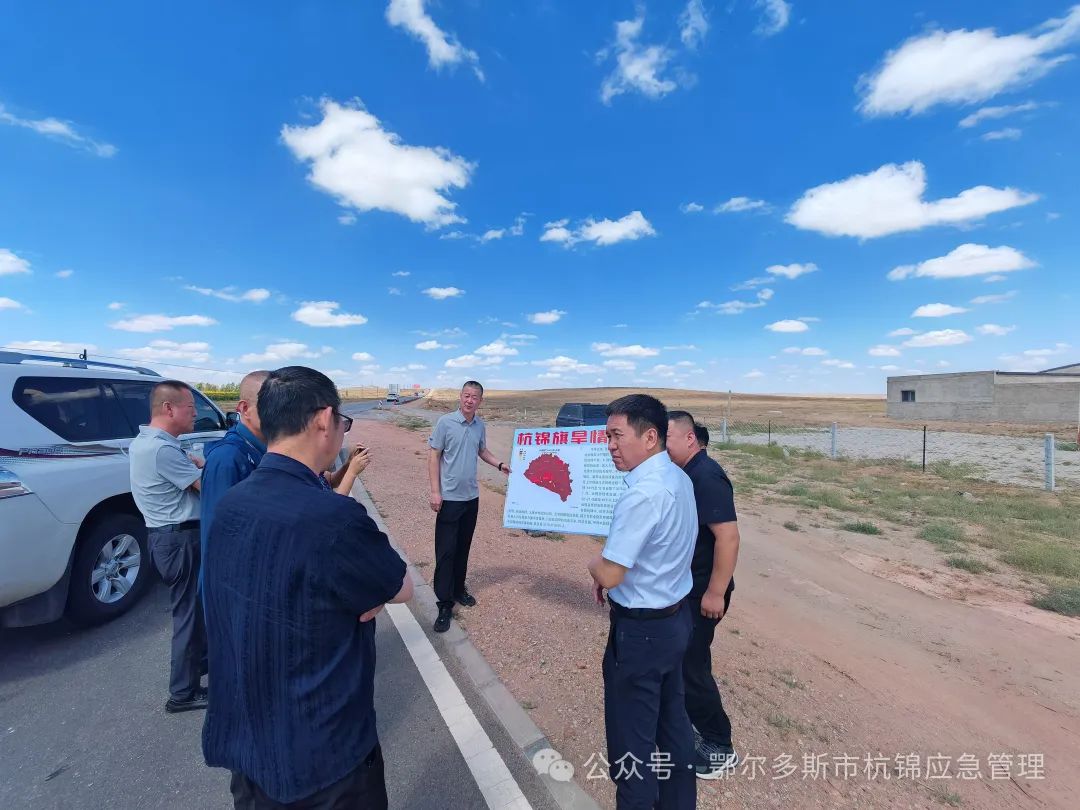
[
  {"x1": 822, "y1": 359, "x2": 856, "y2": 369},
  {"x1": 116, "y1": 340, "x2": 212, "y2": 364},
  {"x1": 983, "y1": 274, "x2": 1008, "y2": 283},
  {"x1": 744, "y1": 369, "x2": 765, "y2": 378},
  {"x1": 982, "y1": 127, "x2": 1023, "y2": 141},
  {"x1": 291, "y1": 300, "x2": 368, "y2": 327},
  {"x1": 977, "y1": 323, "x2": 1016, "y2": 336},
  {"x1": 527, "y1": 309, "x2": 567, "y2": 325},
  {"x1": 766, "y1": 262, "x2": 817, "y2": 280},
  {"x1": 887, "y1": 243, "x2": 1035, "y2": 281},
  {"x1": 388, "y1": 287, "x2": 402, "y2": 295},
  {"x1": 912, "y1": 303, "x2": 969, "y2": 318},
  {"x1": 475, "y1": 339, "x2": 518, "y2": 357},
  {"x1": 6, "y1": 340, "x2": 96, "y2": 355},
  {"x1": 998, "y1": 343, "x2": 1071, "y2": 371},
  {"x1": 679, "y1": 0, "x2": 709, "y2": 49},
  {"x1": 422, "y1": 286, "x2": 465, "y2": 300},
  {"x1": 111, "y1": 313, "x2": 217, "y2": 333},
  {"x1": 338, "y1": 213, "x2": 357, "y2": 226},
  {"x1": 664, "y1": 344, "x2": 698, "y2": 351},
  {"x1": 415, "y1": 339, "x2": 457, "y2": 350},
  {"x1": 591, "y1": 342, "x2": 660, "y2": 358},
  {"x1": 542, "y1": 211, "x2": 656, "y2": 247},
  {"x1": 392, "y1": 271, "x2": 411, "y2": 278},
  {"x1": 599, "y1": 13, "x2": 679, "y2": 104},
  {"x1": 680, "y1": 202, "x2": 705, "y2": 214},
  {"x1": 107, "y1": 302, "x2": 125, "y2": 311},
  {"x1": 971, "y1": 290, "x2": 1017, "y2": 305},
  {"x1": 0, "y1": 297, "x2": 26, "y2": 310},
  {"x1": 504, "y1": 333, "x2": 538, "y2": 345},
  {"x1": 415, "y1": 326, "x2": 466, "y2": 338},
  {"x1": 903, "y1": 329, "x2": 973, "y2": 348},
  {"x1": 240, "y1": 342, "x2": 328, "y2": 364},
  {"x1": 1022, "y1": 342, "x2": 1070, "y2": 358},
  {"x1": 880, "y1": 364, "x2": 902, "y2": 372},
  {"x1": 783, "y1": 346, "x2": 828, "y2": 356},
  {"x1": 532, "y1": 356, "x2": 601, "y2": 374},
  {"x1": 715, "y1": 196, "x2": 771, "y2": 213},
  {"x1": 385, "y1": 0, "x2": 483, "y2": 80},
  {"x1": 959, "y1": 101, "x2": 1041, "y2": 128},
  {"x1": 857, "y1": 7, "x2": 1080, "y2": 117},
  {"x1": 281, "y1": 98, "x2": 473, "y2": 229},
  {"x1": 55, "y1": 269, "x2": 74, "y2": 279},
  {"x1": 0, "y1": 248, "x2": 32, "y2": 276},
  {"x1": 185, "y1": 285, "x2": 271, "y2": 303},
  {"x1": 604, "y1": 359, "x2": 637, "y2": 372},
  {"x1": 788, "y1": 161, "x2": 1038, "y2": 239},
  {"x1": 699, "y1": 288, "x2": 774, "y2": 315},
  {"x1": 889, "y1": 327, "x2": 918, "y2": 337},
  {"x1": 352, "y1": 352, "x2": 375, "y2": 361},
  {"x1": 0, "y1": 103, "x2": 116, "y2": 157},
  {"x1": 868, "y1": 344, "x2": 902, "y2": 357},
  {"x1": 445, "y1": 353, "x2": 502, "y2": 369},
  {"x1": 766, "y1": 319, "x2": 810, "y2": 333},
  {"x1": 755, "y1": 0, "x2": 792, "y2": 37}
]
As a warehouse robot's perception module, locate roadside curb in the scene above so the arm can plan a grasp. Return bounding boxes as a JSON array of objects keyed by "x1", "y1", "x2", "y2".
[{"x1": 352, "y1": 481, "x2": 601, "y2": 810}]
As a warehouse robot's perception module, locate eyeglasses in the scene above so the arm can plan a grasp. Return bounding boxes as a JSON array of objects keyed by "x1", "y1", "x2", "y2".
[{"x1": 310, "y1": 406, "x2": 352, "y2": 433}]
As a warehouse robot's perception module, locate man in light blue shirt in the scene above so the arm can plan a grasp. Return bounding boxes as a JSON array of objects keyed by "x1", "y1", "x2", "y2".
[{"x1": 588, "y1": 393, "x2": 697, "y2": 809}]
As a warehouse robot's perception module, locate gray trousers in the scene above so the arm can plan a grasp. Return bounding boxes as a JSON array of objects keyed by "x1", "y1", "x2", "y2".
[{"x1": 148, "y1": 526, "x2": 206, "y2": 700}]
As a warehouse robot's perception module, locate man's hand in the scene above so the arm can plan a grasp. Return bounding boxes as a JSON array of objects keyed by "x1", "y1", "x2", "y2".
[
  {"x1": 499, "y1": 462, "x2": 510, "y2": 477},
  {"x1": 592, "y1": 579, "x2": 605, "y2": 606},
  {"x1": 700, "y1": 588, "x2": 727, "y2": 620},
  {"x1": 188, "y1": 453, "x2": 205, "y2": 470},
  {"x1": 430, "y1": 493, "x2": 443, "y2": 513},
  {"x1": 358, "y1": 604, "x2": 385, "y2": 623},
  {"x1": 347, "y1": 447, "x2": 371, "y2": 477}
]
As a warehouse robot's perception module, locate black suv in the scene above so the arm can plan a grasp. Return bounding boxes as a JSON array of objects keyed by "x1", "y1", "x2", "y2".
[{"x1": 555, "y1": 403, "x2": 608, "y2": 427}]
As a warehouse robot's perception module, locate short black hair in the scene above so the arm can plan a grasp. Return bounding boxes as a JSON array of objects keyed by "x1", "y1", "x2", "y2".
[
  {"x1": 693, "y1": 423, "x2": 710, "y2": 447},
  {"x1": 462, "y1": 380, "x2": 484, "y2": 395},
  {"x1": 258, "y1": 366, "x2": 340, "y2": 444},
  {"x1": 151, "y1": 380, "x2": 191, "y2": 412},
  {"x1": 607, "y1": 393, "x2": 668, "y2": 445}
]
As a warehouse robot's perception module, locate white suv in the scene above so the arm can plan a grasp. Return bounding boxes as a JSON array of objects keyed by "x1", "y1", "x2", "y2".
[{"x1": 0, "y1": 351, "x2": 228, "y2": 627}]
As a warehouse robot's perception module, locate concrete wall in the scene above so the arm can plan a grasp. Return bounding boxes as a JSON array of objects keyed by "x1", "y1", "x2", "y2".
[
  {"x1": 886, "y1": 372, "x2": 995, "y2": 420},
  {"x1": 994, "y1": 380, "x2": 1080, "y2": 423}
]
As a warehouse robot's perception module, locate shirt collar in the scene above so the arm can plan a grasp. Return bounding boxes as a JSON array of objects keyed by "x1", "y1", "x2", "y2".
[
  {"x1": 683, "y1": 447, "x2": 708, "y2": 474},
  {"x1": 139, "y1": 424, "x2": 179, "y2": 445},
  {"x1": 453, "y1": 409, "x2": 477, "y2": 425},
  {"x1": 259, "y1": 452, "x2": 326, "y2": 488},
  {"x1": 235, "y1": 422, "x2": 267, "y2": 455},
  {"x1": 624, "y1": 450, "x2": 672, "y2": 487}
]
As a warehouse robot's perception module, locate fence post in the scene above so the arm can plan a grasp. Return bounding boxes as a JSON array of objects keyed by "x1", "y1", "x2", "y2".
[
  {"x1": 768, "y1": 420, "x2": 772, "y2": 445},
  {"x1": 830, "y1": 422, "x2": 838, "y2": 459},
  {"x1": 922, "y1": 426, "x2": 927, "y2": 472},
  {"x1": 1045, "y1": 433, "x2": 1055, "y2": 492},
  {"x1": 721, "y1": 418, "x2": 728, "y2": 443}
]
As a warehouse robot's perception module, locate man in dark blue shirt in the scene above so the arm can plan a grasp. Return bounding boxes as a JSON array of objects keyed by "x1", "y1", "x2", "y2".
[
  {"x1": 667, "y1": 411, "x2": 741, "y2": 781},
  {"x1": 202, "y1": 366, "x2": 412, "y2": 809},
  {"x1": 198, "y1": 369, "x2": 269, "y2": 598}
]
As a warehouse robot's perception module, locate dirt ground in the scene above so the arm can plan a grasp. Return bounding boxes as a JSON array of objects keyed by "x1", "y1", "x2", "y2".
[
  {"x1": 352, "y1": 405, "x2": 1080, "y2": 810},
  {"x1": 424, "y1": 387, "x2": 1079, "y2": 439}
]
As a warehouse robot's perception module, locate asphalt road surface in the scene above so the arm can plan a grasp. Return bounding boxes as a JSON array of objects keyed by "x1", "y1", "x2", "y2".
[{"x1": 0, "y1": 581, "x2": 557, "y2": 810}]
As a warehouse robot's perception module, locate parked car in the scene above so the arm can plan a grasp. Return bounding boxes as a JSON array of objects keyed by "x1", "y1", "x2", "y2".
[
  {"x1": 555, "y1": 403, "x2": 608, "y2": 427},
  {"x1": 385, "y1": 393, "x2": 399, "y2": 404},
  {"x1": 0, "y1": 352, "x2": 228, "y2": 628}
]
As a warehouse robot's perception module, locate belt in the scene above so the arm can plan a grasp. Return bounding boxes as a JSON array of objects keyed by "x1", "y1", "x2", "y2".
[
  {"x1": 151, "y1": 520, "x2": 200, "y2": 533},
  {"x1": 608, "y1": 597, "x2": 683, "y2": 620}
]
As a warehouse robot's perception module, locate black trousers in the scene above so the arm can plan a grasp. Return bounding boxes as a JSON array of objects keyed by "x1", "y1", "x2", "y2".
[
  {"x1": 682, "y1": 593, "x2": 734, "y2": 746},
  {"x1": 433, "y1": 497, "x2": 479, "y2": 608},
  {"x1": 148, "y1": 526, "x2": 206, "y2": 701},
  {"x1": 603, "y1": 602, "x2": 696, "y2": 810},
  {"x1": 230, "y1": 744, "x2": 387, "y2": 810}
]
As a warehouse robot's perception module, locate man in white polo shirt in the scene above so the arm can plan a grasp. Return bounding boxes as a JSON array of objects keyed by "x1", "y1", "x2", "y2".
[
  {"x1": 129, "y1": 380, "x2": 207, "y2": 713},
  {"x1": 588, "y1": 393, "x2": 697, "y2": 809}
]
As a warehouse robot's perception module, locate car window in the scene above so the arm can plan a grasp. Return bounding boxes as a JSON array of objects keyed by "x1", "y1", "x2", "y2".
[
  {"x1": 14, "y1": 377, "x2": 133, "y2": 442},
  {"x1": 108, "y1": 380, "x2": 154, "y2": 432},
  {"x1": 192, "y1": 390, "x2": 226, "y2": 433}
]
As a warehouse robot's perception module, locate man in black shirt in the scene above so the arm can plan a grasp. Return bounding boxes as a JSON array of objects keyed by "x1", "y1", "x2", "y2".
[
  {"x1": 667, "y1": 410, "x2": 741, "y2": 779},
  {"x1": 202, "y1": 367, "x2": 413, "y2": 809}
]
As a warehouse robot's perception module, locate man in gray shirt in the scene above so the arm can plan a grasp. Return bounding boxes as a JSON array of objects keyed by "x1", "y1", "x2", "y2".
[
  {"x1": 427, "y1": 380, "x2": 509, "y2": 633},
  {"x1": 129, "y1": 380, "x2": 207, "y2": 713}
]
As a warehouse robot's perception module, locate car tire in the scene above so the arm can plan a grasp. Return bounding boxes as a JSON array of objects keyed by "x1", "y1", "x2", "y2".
[{"x1": 66, "y1": 513, "x2": 151, "y2": 626}]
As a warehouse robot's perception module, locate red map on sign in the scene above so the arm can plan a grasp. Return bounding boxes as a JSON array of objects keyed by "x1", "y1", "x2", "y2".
[{"x1": 524, "y1": 453, "x2": 573, "y2": 502}]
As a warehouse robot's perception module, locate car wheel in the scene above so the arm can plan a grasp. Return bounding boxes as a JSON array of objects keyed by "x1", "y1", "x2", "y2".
[{"x1": 66, "y1": 514, "x2": 151, "y2": 626}]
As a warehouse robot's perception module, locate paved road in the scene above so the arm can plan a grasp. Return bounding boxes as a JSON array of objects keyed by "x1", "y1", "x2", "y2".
[{"x1": 0, "y1": 580, "x2": 557, "y2": 809}]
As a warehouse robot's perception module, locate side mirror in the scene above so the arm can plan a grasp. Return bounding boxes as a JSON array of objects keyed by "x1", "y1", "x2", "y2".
[{"x1": 225, "y1": 411, "x2": 240, "y2": 427}]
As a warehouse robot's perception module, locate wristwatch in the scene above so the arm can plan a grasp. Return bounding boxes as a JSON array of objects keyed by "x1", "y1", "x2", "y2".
[{"x1": 497, "y1": 462, "x2": 505, "y2": 472}]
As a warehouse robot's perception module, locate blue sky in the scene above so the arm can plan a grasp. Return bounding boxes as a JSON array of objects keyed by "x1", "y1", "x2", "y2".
[{"x1": 1, "y1": 1, "x2": 1077, "y2": 394}]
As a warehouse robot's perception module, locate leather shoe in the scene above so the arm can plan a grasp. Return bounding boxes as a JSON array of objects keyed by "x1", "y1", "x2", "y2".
[
  {"x1": 165, "y1": 687, "x2": 208, "y2": 714},
  {"x1": 434, "y1": 605, "x2": 453, "y2": 633},
  {"x1": 454, "y1": 588, "x2": 477, "y2": 608}
]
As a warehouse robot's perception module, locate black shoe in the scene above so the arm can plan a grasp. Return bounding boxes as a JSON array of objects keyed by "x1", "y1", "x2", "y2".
[
  {"x1": 695, "y1": 740, "x2": 739, "y2": 779},
  {"x1": 434, "y1": 606, "x2": 453, "y2": 633},
  {"x1": 165, "y1": 687, "x2": 208, "y2": 714},
  {"x1": 454, "y1": 588, "x2": 477, "y2": 608}
]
